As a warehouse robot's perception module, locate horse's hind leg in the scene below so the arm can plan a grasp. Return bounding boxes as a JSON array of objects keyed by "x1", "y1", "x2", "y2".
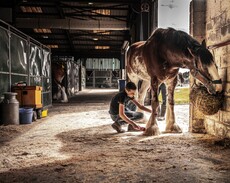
[
  {"x1": 164, "y1": 77, "x2": 182, "y2": 133},
  {"x1": 138, "y1": 80, "x2": 150, "y2": 106},
  {"x1": 127, "y1": 73, "x2": 139, "y2": 100}
]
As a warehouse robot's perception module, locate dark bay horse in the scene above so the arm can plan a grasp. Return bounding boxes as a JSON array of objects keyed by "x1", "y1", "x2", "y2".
[
  {"x1": 52, "y1": 62, "x2": 68, "y2": 102},
  {"x1": 126, "y1": 27, "x2": 223, "y2": 136}
]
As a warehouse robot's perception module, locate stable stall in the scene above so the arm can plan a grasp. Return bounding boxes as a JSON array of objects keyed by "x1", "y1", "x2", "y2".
[
  {"x1": 51, "y1": 57, "x2": 81, "y2": 102},
  {"x1": 0, "y1": 20, "x2": 52, "y2": 124}
]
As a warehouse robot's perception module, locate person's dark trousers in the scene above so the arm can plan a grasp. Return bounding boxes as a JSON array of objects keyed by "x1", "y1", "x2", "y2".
[
  {"x1": 110, "y1": 101, "x2": 143, "y2": 125},
  {"x1": 158, "y1": 83, "x2": 167, "y2": 118},
  {"x1": 110, "y1": 111, "x2": 144, "y2": 125},
  {"x1": 159, "y1": 83, "x2": 166, "y2": 105}
]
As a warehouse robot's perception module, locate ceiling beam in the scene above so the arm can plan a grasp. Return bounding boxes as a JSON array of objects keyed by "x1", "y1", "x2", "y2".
[
  {"x1": 20, "y1": 0, "x2": 137, "y2": 4},
  {"x1": 17, "y1": 12, "x2": 127, "y2": 19},
  {"x1": 51, "y1": 50, "x2": 121, "y2": 59},
  {"x1": 27, "y1": 32, "x2": 128, "y2": 39},
  {"x1": 36, "y1": 37, "x2": 125, "y2": 41},
  {"x1": 15, "y1": 18, "x2": 129, "y2": 30},
  {"x1": 19, "y1": 4, "x2": 128, "y2": 10},
  {"x1": 56, "y1": 2, "x2": 75, "y2": 50},
  {"x1": 42, "y1": 42, "x2": 122, "y2": 47},
  {"x1": 20, "y1": 31, "x2": 127, "y2": 37}
]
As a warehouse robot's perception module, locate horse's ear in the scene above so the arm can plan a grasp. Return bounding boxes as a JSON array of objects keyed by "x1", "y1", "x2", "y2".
[
  {"x1": 187, "y1": 48, "x2": 195, "y2": 57},
  {"x1": 201, "y1": 39, "x2": 206, "y2": 48}
]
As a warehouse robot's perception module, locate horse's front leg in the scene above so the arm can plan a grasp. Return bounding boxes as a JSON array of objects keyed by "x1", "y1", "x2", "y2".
[
  {"x1": 143, "y1": 79, "x2": 160, "y2": 136},
  {"x1": 164, "y1": 77, "x2": 182, "y2": 133},
  {"x1": 135, "y1": 80, "x2": 150, "y2": 123}
]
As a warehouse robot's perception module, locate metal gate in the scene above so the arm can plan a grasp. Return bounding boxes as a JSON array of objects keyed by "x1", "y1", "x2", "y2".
[{"x1": 0, "y1": 20, "x2": 52, "y2": 108}]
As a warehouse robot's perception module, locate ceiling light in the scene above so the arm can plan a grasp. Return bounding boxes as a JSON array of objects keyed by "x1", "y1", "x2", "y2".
[
  {"x1": 93, "y1": 30, "x2": 110, "y2": 35},
  {"x1": 93, "y1": 38, "x2": 98, "y2": 41},
  {"x1": 34, "y1": 28, "x2": 52, "y2": 33},
  {"x1": 46, "y1": 45, "x2": 58, "y2": 48},
  {"x1": 95, "y1": 46, "x2": 110, "y2": 50},
  {"x1": 20, "y1": 6, "x2": 42, "y2": 13},
  {"x1": 88, "y1": 2, "x2": 93, "y2": 5},
  {"x1": 92, "y1": 9, "x2": 110, "y2": 15}
]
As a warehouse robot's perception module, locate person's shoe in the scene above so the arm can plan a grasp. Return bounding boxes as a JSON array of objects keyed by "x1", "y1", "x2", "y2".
[
  {"x1": 127, "y1": 124, "x2": 140, "y2": 132},
  {"x1": 111, "y1": 123, "x2": 125, "y2": 133}
]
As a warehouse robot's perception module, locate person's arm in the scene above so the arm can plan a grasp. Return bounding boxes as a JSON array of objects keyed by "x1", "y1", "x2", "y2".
[
  {"x1": 131, "y1": 99, "x2": 152, "y2": 113},
  {"x1": 119, "y1": 103, "x2": 139, "y2": 129}
]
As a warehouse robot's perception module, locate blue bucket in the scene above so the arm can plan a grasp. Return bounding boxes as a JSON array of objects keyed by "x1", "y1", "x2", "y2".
[
  {"x1": 19, "y1": 107, "x2": 33, "y2": 124},
  {"x1": 118, "y1": 79, "x2": 126, "y2": 92}
]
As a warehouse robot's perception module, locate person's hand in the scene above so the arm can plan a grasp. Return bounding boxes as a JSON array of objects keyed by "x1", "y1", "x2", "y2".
[
  {"x1": 132, "y1": 123, "x2": 139, "y2": 130},
  {"x1": 132, "y1": 124, "x2": 146, "y2": 131},
  {"x1": 138, "y1": 126, "x2": 146, "y2": 131}
]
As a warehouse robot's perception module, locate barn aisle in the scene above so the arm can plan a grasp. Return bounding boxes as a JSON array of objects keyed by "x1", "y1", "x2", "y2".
[
  {"x1": 0, "y1": 89, "x2": 118, "y2": 171},
  {"x1": 0, "y1": 89, "x2": 229, "y2": 183}
]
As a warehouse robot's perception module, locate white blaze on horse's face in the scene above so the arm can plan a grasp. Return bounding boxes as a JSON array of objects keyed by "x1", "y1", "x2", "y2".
[{"x1": 207, "y1": 63, "x2": 223, "y2": 92}]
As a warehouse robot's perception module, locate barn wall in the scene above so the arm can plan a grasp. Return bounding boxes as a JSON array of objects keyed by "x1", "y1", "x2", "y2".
[
  {"x1": 189, "y1": 0, "x2": 207, "y2": 133},
  {"x1": 190, "y1": 0, "x2": 230, "y2": 138},
  {"x1": 51, "y1": 59, "x2": 80, "y2": 100}
]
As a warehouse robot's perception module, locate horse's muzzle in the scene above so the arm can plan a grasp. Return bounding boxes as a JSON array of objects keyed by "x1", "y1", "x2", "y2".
[
  {"x1": 212, "y1": 79, "x2": 222, "y2": 84},
  {"x1": 206, "y1": 83, "x2": 216, "y2": 95}
]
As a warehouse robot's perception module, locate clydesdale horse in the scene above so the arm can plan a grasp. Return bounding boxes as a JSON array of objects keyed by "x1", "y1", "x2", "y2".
[{"x1": 126, "y1": 27, "x2": 222, "y2": 136}]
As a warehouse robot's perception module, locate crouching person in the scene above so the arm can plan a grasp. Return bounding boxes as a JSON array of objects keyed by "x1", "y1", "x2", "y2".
[{"x1": 109, "y1": 81, "x2": 152, "y2": 133}]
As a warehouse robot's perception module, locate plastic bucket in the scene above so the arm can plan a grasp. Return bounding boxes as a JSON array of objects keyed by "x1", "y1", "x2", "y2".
[
  {"x1": 19, "y1": 107, "x2": 33, "y2": 124},
  {"x1": 42, "y1": 109, "x2": 48, "y2": 118},
  {"x1": 118, "y1": 79, "x2": 126, "y2": 92}
]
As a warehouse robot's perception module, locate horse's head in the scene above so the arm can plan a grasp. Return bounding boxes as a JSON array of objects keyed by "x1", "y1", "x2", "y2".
[
  {"x1": 188, "y1": 45, "x2": 222, "y2": 94},
  {"x1": 52, "y1": 62, "x2": 65, "y2": 83}
]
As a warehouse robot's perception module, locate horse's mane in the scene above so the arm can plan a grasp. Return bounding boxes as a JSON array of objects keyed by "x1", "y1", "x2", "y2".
[{"x1": 147, "y1": 27, "x2": 213, "y2": 66}]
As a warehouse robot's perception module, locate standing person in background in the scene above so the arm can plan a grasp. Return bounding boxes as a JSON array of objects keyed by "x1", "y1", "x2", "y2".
[{"x1": 157, "y1": 83, "x2": 167, "y2": 121}]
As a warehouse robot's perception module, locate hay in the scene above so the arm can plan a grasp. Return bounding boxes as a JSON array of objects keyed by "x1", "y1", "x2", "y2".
[{"x1": 190, "y1": 86, "x2": 224, "y2": 115}]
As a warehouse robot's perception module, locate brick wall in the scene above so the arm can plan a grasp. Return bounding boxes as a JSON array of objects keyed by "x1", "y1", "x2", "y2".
[{"x1": 190, "y1": 0, "x2": 230, "y2": 138}]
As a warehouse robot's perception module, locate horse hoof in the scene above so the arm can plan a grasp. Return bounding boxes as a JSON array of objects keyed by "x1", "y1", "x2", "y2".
[
  {"x1": 165, "y1": 124, "x2": 182, "y2": 133},
  {"x1": 162, "y1": 130, "x2": 182, "y2": 134},
  {"x1": 143, "y1": 126, "x2": 160, "y2": 136}
]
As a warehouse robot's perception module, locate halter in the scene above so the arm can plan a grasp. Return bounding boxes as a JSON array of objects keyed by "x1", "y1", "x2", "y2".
[
  {"x1": 193, "y1": 57, "x2": 222, "y2": 84},
  {"x1": 191, "y1": 58, "x2": 222, "y2": 94},
  {"x1": 192, "y1": 67, "x2": 222, "y2": 85}
]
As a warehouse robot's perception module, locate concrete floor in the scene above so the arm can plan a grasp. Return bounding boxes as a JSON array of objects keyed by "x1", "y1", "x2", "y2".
[{"x1": 0, "y1": 89, "x2": 229, "y2": 183}]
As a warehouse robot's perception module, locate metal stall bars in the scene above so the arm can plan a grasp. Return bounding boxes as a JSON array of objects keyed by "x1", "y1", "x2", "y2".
[
  {"x1": 51, "y1": 56, "x2": 80, "y2": 101},
  {"x1": 0, "y1": 19, "x2": 52, "y2": 117}
]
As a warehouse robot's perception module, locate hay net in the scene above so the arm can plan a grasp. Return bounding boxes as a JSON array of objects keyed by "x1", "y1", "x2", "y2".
[{"x1": 190, "y1": 86, "x2": 224, "y2": 115}]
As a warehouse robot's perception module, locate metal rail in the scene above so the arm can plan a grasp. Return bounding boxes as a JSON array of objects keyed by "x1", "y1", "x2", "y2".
[{"x1": 207, "y1": 39, "x2": 230, "y2": 49}]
